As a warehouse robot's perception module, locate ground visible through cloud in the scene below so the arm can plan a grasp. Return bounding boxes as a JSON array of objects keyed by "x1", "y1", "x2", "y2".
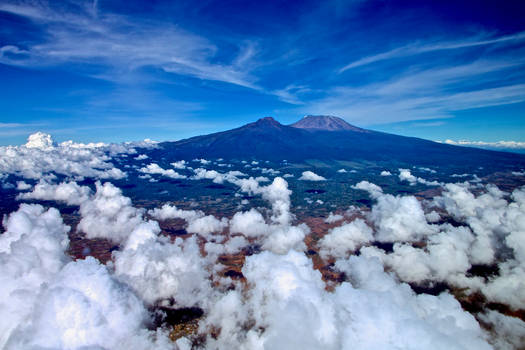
[{"x1": 1, "y1": 133, "x2": 525, "y2": 349}]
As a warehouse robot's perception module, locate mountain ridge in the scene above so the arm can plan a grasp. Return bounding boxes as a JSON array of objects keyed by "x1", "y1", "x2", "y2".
[{"x1": 155, "y1": 116, "x2": 525, "y2": 168}]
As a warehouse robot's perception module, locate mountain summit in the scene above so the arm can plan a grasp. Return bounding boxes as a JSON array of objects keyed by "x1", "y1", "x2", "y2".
[
  {"x1": 290, "y1": 115, "x2": 365, "y2": 132},
  {"x1": 245, "y1": 117, "x2": 285, "y2": 131}
]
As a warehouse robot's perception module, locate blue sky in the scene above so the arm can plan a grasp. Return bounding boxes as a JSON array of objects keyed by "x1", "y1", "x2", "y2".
[{"x1": 0, "y1": 0, "x2": 524, "y2": 145}]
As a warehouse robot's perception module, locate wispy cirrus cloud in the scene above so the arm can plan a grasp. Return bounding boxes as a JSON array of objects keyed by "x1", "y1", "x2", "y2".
[
  {"x1": 1, "y1": 0, "x2": 524, "y2": 142},
  {"x1": 411, "y1": 121, "x2": 446, "y2": 127},
  {"x1": 338, "y1": 31, "x2": 525, "y2": 72},
  {"x1": 271, "y1": 84, "x2": 312, "y2": 105},
  {"x1": 295, "y1": 55, "x2": 525, "y2": 125},
  {"x1": 0, "y1": 1, "x2": 259, "y2": 89},
  {"x1": 0, "y1": 122, "x2": 27, "y2": 128}
]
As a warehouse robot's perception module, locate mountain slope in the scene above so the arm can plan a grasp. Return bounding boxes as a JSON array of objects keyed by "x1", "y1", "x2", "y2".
[
  {"x1": 155, "y1": 117, "x2": 525, "y2": 168},
  {"x1": 161, "y1": 117, "x2": 318, "y2": 160}
]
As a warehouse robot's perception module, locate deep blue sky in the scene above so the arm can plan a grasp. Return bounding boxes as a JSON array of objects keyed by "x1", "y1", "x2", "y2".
[{"x1": 1, "y1": 0, "x2": 524, "y2": 145}]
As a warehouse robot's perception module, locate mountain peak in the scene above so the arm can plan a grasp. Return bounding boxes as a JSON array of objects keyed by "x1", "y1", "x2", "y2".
[
  {"x1": 290, "y1": 115, "x2": 365, "y2": 132},
  {"x1": 244, "y1": 116, "x2": 284, "y2": 130},
  {"x1": 255, "y1": 116, "x2": 280, "y2": 125}
]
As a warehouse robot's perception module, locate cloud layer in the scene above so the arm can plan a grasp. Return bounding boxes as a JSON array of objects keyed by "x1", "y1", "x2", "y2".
[{"x1": 3, "y1": 133, "x2": 525, "y2": 349}]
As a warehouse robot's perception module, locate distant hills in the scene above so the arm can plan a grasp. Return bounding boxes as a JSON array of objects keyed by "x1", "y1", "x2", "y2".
[{"x1": 155, "y1": 116, "x2": 525, "y2": 168}]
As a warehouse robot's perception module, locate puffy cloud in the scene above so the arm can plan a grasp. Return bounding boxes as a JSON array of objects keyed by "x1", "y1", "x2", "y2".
[
  {"x1": 353, "y1": 181, "x2": 436, "y2": 242},
  {"x1": 299, "y1": 170, "x2": 326, "y2": 181},
  {"x1": 352, "y1": 180, "x2": 525, "y2": 313},
  {"x1": 373, "y1": 225, "x2": 475, "y2": 283},
  {"x1": 426, "y1": 210, "x2": 441, "y2": 223},
  {"x1": 325, "y1": 212, "x2": 344, "y2": 224},
  {"x1": 171, "y1": 160, "x2": 187, "y2": 169},
  {"x1": 369, "y1": 192, "x2": 437, "y2": 242},
  {"x1": 482, "y1": 262, "x2": 525, "y2": 310},
  {"x1": 260, "y1": 177, "x2": 293, "y2": 226},
  {"x1": 151, "y1": 174, "x2": 305, "y2": 255},
  {"x1": 3, "y1": 198, "x2": 496, "y2": 349},
  {"x1": 114, "y1": 233, "x2": 212, "y2": 307},
  {"x1": 352, "y1": 180, "x2": 383, "y2": 198},
  {"x1": 7, "y1": 257, "x2": 156, "y2": 350},
  {"x1": 191, "y1": 168, "x2": 229, "y2": 183},
  {"x1": 17, "y1": 180, "x2": 91, "y2": 205},
  {"x1": 25, "y1": 131, "x2": 54, "y2": 149},
  {"x1": 139, "y1": 163, "x2": 186, "y2": 179},
  {"x1": 205, "y1": 235, "x2": 249, "y2": 256},
  {"x1": 478, "y1": 310, "x2": 525, "y2": 350},
  {"x1": 4, "y1": 195, "x2": 498, "y2": 350},
  {"x1": 254, "y1": 175, "x2": 270, "y2": 182},
  {"x1": 9, "y1": 147, "x2": 525, "y2": 348},
  {"x1": 23, "y1": 180, "x2": 216, "y2": 311},
  {"x1": 234, "y1": 176, "x2": 309, "y2": 253},
  {"x1": 205, "y1": 251, "x2": 492, "y2": 349},
  {"x1": 229, "y1": 176, "x2": 308, "y2": 253},
  {"x1": 0, "y1": 203, "x2": 169, "y2": 349},
  {"x1": 149, "y1": 203, "x2": 204, "y2": 222},
  {"x1": 186, "y1": 215, "x2": 228, "y2": 237},
  {"x1": 0, "y1": 132, "x2": 128, "y2": 180},
  {"x1": 333, "y1": 255, "x2": 492, "y2": 350},
  {"x1": 380, "y1": 170, "x2": 392, "y2": 176},
  {"x1": 319, "y1": 219, "x2": 373, "y2": 259},
  {"x1": 399, "y1": 168, "x2": 418, "y2": 184},
  {"x1": 230, "y1": 208, "x2": 269, "y2": 237},
  {"x1": 260, "y1": 167, "x2": 280, "y2": 175},
  {"x1": 451, "y1": 173, "x2": 471, "y2": 178},
  {"x1": 149, "y1": 204, "x2": 228, "y2": 239},
  {"x1": 17, "y1": 180, "x2": 152, "y2": 246},
  {"x1": 16, "y1": 178, "x2": 216, "y2": 313},
  {"x1": 77, "y1": 182, "x2": 145, "y2": 243},
  {"x1": 434, "y1": 183, "x2": 520, "y2": 266},
  {"x1": 261, "y1": 224, "x2": 308, "y2": 254},
  {"x1": 193, "y1": 158, "x2": 210, "y2": 165},
  {"x1": 337, "y1": 168, "x2": 347, "y2": 173},
  {"x1": 59, "y1": 138, "x2": 158, "y2": 156},
  {"x1": 135, "y1": 154, "x2": 148, "y2": 160},
  {"x1": 399, "y1": 168, "x2": 440, "y2": 186},
  {"x1": 0, "y1": 204, "x2": 70, "y2": 258},
  {"x1": 419, "y1": 167, "x2": 437, "y2": 173},
  {"x1": 229, "y1": 170, "x2": 248, "y2": 177},
  {"x1": 226, "y1": 177, "x2": 308, "y2": 254},
  {"x1": 0, "y1": 204, "x2": 70, "y2": 348},
  {"x1": 224, "y1": 175, "x2": 294, "y2": 225},
  {"x1": 15, "y1": 180, "x2": 31, "y2": 190}
]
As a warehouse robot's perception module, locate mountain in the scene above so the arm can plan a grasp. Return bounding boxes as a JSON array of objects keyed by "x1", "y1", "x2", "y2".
[
  {"x1": 155, "y1": 116, "x2": 525, "y2": 168},
  {"x1": 290, "y1": 115, "x2": 366, "y2": 132},
  {"x1": 158, "y1": 117, "x2": 310, "y2": 160}
]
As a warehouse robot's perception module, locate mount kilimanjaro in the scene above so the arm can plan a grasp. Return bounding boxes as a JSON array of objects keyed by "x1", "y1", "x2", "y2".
[{"x1": 154, "y1": 116, "x2": 525, "y2": 167}]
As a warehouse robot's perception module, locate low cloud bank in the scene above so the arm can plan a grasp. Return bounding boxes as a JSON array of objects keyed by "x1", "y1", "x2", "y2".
[
  {"x1": 11, "y1": 173, "x2": 523, "y2": 348},
  {"x1": 0, "y1": 204, "x2": 171, "y2": 349},
  {"x1": 443, "y1": 139, "x2": 525, "y2": 149},
  {"x1": 350, "y1": 180, "x2": 525, "y2": 314},
  {"x1": 2, "y1": 133, "x2": 525, "y2": 349},
  {"x1": 0, "y1": 132, "x2": 156, "y2": 182}
]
